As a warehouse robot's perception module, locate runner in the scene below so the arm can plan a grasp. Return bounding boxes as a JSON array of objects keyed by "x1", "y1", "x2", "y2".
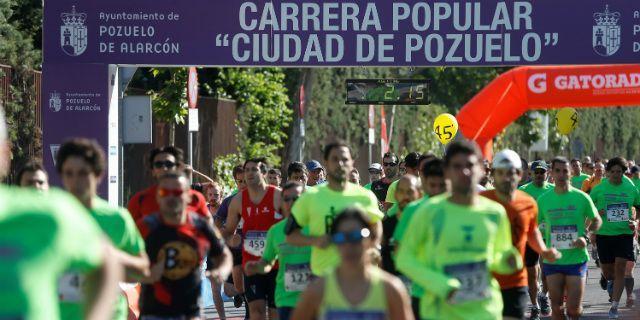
[
  {"x1": 349, "y1": 168, "x2": 361, "y2": 185},
  {"x1": 285, "y1": 140, "x2": 384, "y2": 276},
  {"x1": 286, "y1": 161, "x2": 308, "y2": 187},
  {"x1": 364, "y1": 163, "x2": 384, "y2": 190},
  {"x1": 224, "y1": 158, "x2": 283, "y2": 320},
  {"x1": 480, "y1": 149, "x2": 561, "y2": 320},
  {"x1": 538, "y1": 157, "x2": 602, "y2": 320},
  {"x1": 128, "y1": 146, "x2": 211, "y2": 223},
  {"x1": 381, "y1": 175, "x2": 421, "y2": 277},
  {"x1": 519, "y1": 157, "x2": 530, "y2": 187},
  {"x1": 570, "y1": 159, "x2": 591, "y2": 190},
  {"x1": 137, "y1": 171, "x2": 232, "y2": 320},
  {"x1": 244, "y1": 181, "x2": 310, "y2": 320},
  {"x1": 397, "y1": 140, "x2": 521, "y2": 320},
  {"x1": 518, "y1": 160, "x2": 555, "y2": 317},
  {"x1": 392, "y1": 157, "x2": 448, "y2": 319},
  {"x1": 385, "y1": 152, "x2": 421, "y2": 213},
  {"x1": 214, "y1": 165, "x2": 247, "y2": 312},
  {"x1": 479, "y1": 159, "x2": 493, "y2": 190},
  {"x1": 588, "y1": 157, "x2": 639, "y2": 318},
  {"x1": 0, "y1": 108, "x2": 122, "y2": 320},
  {"x1": 205, "y1": 181, "x2": 240, "y2": 319},
  {"x1": 56, "y1": 138, "x2": 150, "y2": 320},
  {"x1": 16, "y1": 160, "x2": 49, "y2": 191},
  {"x1": 582, "y1": 161, "x2": 605, "y2": 194},
  {"x1": 371, "y1": 152, "x2": 400, "y2": 210},
  {"x1": 305, "y1": 160, "x2": 326, "y2": 187},
  {"x1": 292, "y1": 207, "x2": 413, "y2": 319},
  {"x1": 630, "y1": 166, "x2": 640, "y2": 191},
  {"x1": 267, "y1": 168, "x2": 282, "y2": 187}
]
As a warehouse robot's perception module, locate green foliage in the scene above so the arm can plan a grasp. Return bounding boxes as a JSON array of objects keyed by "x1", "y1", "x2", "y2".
[
  {"x1": 146, "y1": 68, "x2": 188, "y2": 124},
  {"x1": 215, "y1": 68, "x2": 292, "y2": 166},
  {"x1": 211, "y1": 153, "x2": 242, "y2": 192}
]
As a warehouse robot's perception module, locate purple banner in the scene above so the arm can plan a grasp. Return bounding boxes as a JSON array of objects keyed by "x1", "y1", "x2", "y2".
[
  {"x1": 42, "y1": 63, "x2": 110, "y2": 197},
  {"x1": 44, "y1": 0, "x2": 640, "y2": 66}
]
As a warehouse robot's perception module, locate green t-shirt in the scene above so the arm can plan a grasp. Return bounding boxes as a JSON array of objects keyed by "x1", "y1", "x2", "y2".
[
  {"x1": 60, "y1": 197, "x2": 145, "y2": 320},
  {"x1": 364, "y1": 183, "x2": 372, "y2": 190},
  {"x1": 396, "y1": 194, "x2": 519, "y2": 320},
  {"x1": 291, "y1": 183, "x2": 383, "y2": 275},
  {"x1": 391, "y1": 195, "x2": 429, "y2": 298},
  {"x1": 632, "y1": 177, "x2": 640, "y2": 187},
  {"x1": 262, "y1": 220, "x2": 312, "y2": 307},
  {"x1": 0, "y1": 187, "x2": 103, "y2": 320},
  {"x1": 519, "y1": 182, "x2": 554, "y2": 224},
  {"x1": 538, "y1": 188, "x2": 597, "y2": 265},
  {"x1": 571, "y1": 173, "x2": 590, "y2": 189},
  {"x1": 590, "y1": 179, "x2": 640, "y2": 236},
  {"x1": 384, "y1": 180, "x2": 399, "y2": 204}
]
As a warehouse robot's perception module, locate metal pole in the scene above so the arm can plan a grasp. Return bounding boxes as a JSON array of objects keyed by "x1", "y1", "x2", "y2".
[
  {"x1": 368, "y1": 142, "x2": 372, "y2": 165},
  {"x1": 188, "y1": 131, "x2": 193, "y2": 184}
]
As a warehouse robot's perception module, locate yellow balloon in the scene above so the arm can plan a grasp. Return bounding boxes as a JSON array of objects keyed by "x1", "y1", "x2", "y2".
[
  {"x1": 556, "y1": 107, "x2": 579, "y2": 135},
  {"x1": 433, "y1": 113, "x2": 459, "y2": 144}
]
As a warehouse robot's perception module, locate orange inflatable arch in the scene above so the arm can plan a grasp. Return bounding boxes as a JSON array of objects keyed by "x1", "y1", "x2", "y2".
[{"x1": 456, "y1": 64, "x2": 640, "y2": 157}]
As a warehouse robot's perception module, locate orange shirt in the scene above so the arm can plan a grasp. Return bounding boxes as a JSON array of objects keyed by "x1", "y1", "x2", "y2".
[
  {"x1": 581, "y1": 175, "x2": 602, "y2": 193},
  {"x1": 481, "y1": 189, "x2": 538, "y2": 289},
  {"x1": 128, "y1": 185, "x2": 210, "y2": 223}
]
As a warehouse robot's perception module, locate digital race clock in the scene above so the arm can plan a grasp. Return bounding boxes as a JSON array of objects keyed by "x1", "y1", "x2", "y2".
[{"x1": 345, "y1": 79, "x2": 430, "y2": 105}]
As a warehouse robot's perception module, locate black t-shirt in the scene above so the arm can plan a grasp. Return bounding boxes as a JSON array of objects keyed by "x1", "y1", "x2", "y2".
[
  {"x1": 381, "y1": 215, "x2": 399, "y2": 275},
  {"x1": 138, "y1": 212, "x2": 226, "y2": 317},
  {"x1": 371, "y1": 179, "x2": 392, "y2": 203}
]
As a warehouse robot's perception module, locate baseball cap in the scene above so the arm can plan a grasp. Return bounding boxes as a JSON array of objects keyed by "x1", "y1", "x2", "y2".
[
  {"x1": 531, "y1": 160, "x2": 549, "y2": 171},
  {"x1": 306, "y1": 160, "x2": 323, "y2": 171},
  {"x1": 631, "y1": 165, "x2": 639, "y2": 174},
  {"x1": 368, "y1": 163, "x2": 383, "y2": 172},
  {"x1": 492, "y1": 149, "x2": 522, "y2": 170}
]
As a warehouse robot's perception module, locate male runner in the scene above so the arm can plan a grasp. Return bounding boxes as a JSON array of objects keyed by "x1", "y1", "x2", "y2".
[
  {"x1": 630, "y1": 166, "x2": 640, "y2": 190},
  {"x1": 397, "y1": 140, "x2": 521, "y2": 319},
  {"x1": 570, "y1": 159, "x2": 590, "y2": 190},
  {"x1": 538, "y1": 157, "x2": 602, "y2": 320},
  {"x1": 371, "y1": 152, "x2": 400, "y2": 209},
  {"x1": 267, "y1": 168, "x2": 282, "y2": 187},
  {"x1": 224, "y1": 158, "x2": 282, "y2": 320},
  {"x1": 245, "y1": 181, "x2": 310, "y2": 320},
  {"x1": 393, "y1": 157, "x2": 448, "y2": 319},
  {"x1": 480, "y1": 150, "x2": 561, "y2": 320},
  {"x1": 128, "y1": 146, "x2": 210, "y2": 223},
  {"x1": 16, "y1": 160, "x2": 49, "y2": 191},
  {"x1": 518, "y1": 160, "x2": 555, "y2": 316},
  {"x1": 0, "y1": 108, "x2": 122, "y2": 320},
  {"x1": 582, "y1": 161, "x2": 605, "y2": 193},
  {"x1": 56, "y1": 139, "x2": 150, "y2": 320},
  {"x1": 583, "y1": 157, "x2": 594, "y2": 176},
  {"x1": 589, "y1": 157, "x2": 639, "y2": 318},
  {"x1": 286, "y1": 140, "x2": 383, "y2": 276},
  {"x1": 519, "y1": 157, "x2": 530, "y2": 187},
  {"x1": 385, "y1": 152, "x2": 421, "y2": 213},
  {"x1": 138, "y1": 172, "x2": 231, "y2": 319},
  {"x1": 305, "y1": 160, "x2": 325, "y2": 186},
  {"x1": 286, "y1": 161, "x2": 308, "y2": 187},
  {"x1": 364, "y1": 163, "x2": 384, "y2": 190},
  {"x1": 349, "y1": 168, "x2": 361, "y2": 185}
]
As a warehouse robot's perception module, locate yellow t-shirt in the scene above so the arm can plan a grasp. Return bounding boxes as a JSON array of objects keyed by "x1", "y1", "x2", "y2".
[{"x1": 291, "y1": 183, "x2": 383, "y2": 275}]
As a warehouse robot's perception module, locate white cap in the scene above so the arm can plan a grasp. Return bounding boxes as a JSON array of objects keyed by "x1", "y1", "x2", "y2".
[{"x1": 492, "y1": 149, "x2": 522, "y2": 170}]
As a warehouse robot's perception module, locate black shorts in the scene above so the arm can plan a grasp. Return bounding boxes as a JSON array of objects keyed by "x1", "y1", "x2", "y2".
[
  {"x1": 524, "y1": 244, "x2": 540, "y2": 268},
  {"x1": 244, "y1": 269, "x2": 277, "y2": 308},
  {"x1": 501, "y1": 286, "x2": 529, "y2": 319},
  {"x1": 231, "y1": 246, "x2": 243, "y2": 267},
  {"x1": 596, "y1": 234, "x2": 636, "y2": 264}
]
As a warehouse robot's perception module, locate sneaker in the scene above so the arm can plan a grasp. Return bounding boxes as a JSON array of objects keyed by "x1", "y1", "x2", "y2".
[
  {"x1": 529, "y1": 306, "x2": 541, "y2": 320},
  {"x1": 600, "y1": 273, "x2": 608, "y2": 290},
  {"x1": 233, "y1": 294, "x2": 243, "y2": 308},
  {"x1": 607, "y1": 280, "x2": 614, "y2": 302},
  {"x1": 608, "y1": 306, "x2": 619, "y2": 319},
  {"x1": 538, "y1": 293, "x2": 551, "y2": 316}
]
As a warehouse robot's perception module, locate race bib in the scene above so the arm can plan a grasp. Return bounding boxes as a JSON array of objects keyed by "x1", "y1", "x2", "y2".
[
  {"x1": 444, "y1": 261, "x2": 489, "y2": 304},
  {"x1": 284, "y1": 263, "x2": 311, "y2": 292},
  {"x1": 551, "y1": 225, "x2": 578, "y2": 250},
  {"x1": 243, "y1": 231, "x2": 267, "y2": 257},
  {"x1": 607, "y1": 203, "x2": 629, "y2": 222},
  {"x1": 58, "y1": 272, "x2": 85, "y2": 302}
]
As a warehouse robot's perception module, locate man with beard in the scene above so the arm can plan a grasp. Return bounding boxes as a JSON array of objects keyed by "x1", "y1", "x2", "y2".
[{"x1": 285, "y1": 140, "x2": 383, "y2": 276}]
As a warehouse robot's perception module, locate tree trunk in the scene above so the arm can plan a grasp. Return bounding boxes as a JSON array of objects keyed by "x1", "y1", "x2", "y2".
[{"x1": 282, "y1": 69, "x2": 314, "y2": 171}]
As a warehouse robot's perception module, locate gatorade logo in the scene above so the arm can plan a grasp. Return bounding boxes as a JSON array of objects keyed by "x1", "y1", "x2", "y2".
[{"x1": 528, "y1": 73, "x2": 547, "y2": 94}]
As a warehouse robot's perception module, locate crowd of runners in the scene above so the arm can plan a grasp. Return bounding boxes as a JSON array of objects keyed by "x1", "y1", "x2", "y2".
[{"x1": 1, "y1": 105, "x2": 639, "y2": 320}]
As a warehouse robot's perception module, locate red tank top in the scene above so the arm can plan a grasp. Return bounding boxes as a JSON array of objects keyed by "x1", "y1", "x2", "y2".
[{"x1": 240, "y1": 185, "x2": 282, "y2": 266}]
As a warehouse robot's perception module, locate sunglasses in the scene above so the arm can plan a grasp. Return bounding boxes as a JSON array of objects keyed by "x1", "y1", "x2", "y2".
[
  {"x1": 383, "y1": 162, "x2": 397, "y2": 167},
  {"x1": 332, "y1": 228, "x2": 371, "y2": 245},
  {"x1": 158, "y1": 188, "x2": 185, "y2": 198},
  {"x1": 283, "y1": 195, "x2": 299, "y2": 203},
  {"x1": 153, "y1": 161, "x2": 177, "y2": 169}
]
